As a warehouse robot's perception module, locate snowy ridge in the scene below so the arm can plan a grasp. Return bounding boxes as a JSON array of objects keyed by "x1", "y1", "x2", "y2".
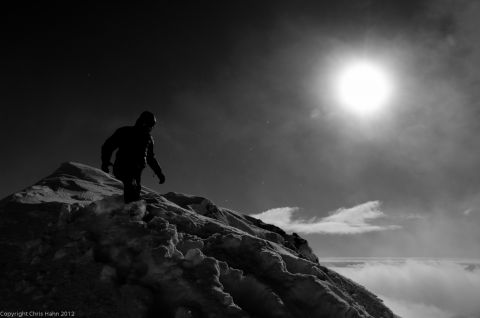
[{"x1": 0, "y1": 162, "x2": 397, "y2": 318}]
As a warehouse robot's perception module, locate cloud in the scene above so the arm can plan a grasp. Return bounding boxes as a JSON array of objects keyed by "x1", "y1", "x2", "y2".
[
  {"x1": 250, "y1": 201, "x2": 400, "y2": 234},
  {"x1": 330, "y1": 260, "x2": 480, "y2": 318},
  {"x1": 397, "y1": 213, "x2": 427, "y2": 220},
  {"x1": 381, "y1": 295, "x2": 454, "y2": 318}
]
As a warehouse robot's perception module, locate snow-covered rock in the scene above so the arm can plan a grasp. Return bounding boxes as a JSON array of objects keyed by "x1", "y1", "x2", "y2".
[{"x1": 0, "y1": 162, "x2": 397, "y2": 318}]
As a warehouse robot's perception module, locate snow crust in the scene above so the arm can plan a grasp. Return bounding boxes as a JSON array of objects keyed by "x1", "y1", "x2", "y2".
[{"x1": 0, "y1": 162, "x2": 397, "y2": 318}]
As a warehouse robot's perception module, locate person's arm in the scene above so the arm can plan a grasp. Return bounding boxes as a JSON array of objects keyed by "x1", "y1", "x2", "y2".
[
  {"x1": 147, "y1": 137, "x2": 165, "y2": 183},
  {"x1": 101, "y1": 128, "x2": 121, "y2": 172}
]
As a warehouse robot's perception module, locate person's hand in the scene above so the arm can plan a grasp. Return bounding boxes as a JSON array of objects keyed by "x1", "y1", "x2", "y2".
[
  {"x1": 101, "y1": 162, "x2": 112, "y2": 173},
  {"x1": 158, "y1": 172, "x2": 166, "y2": 184}
]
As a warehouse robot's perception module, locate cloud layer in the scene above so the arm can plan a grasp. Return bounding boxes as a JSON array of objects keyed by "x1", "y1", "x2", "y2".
[
  {"x1": 250, "y1": 201, "x2": 400, "y2": 234},
  {"x1": 330, "y1": 260, "x2": 480, "y2": 318}
]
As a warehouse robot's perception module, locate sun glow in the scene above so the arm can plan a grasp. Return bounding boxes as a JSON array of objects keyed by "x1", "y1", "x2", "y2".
[{"x1": 335, "y1": 60, "x2": 393, "y2": 116}]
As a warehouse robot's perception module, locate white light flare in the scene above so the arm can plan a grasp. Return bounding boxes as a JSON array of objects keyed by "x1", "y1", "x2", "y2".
[{"x1": 335, "y1": 59, "x2": 394, "y2": 117}]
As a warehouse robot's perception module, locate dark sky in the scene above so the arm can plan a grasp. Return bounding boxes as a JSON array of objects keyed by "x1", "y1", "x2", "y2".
[{"x1": 2, "y1": 0, "x2": 480, "y2": 257}]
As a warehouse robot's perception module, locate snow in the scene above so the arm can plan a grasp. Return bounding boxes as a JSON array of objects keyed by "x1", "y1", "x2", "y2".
[{"x1": 0, "y1": 162, "x2": 397, "y2": 318}]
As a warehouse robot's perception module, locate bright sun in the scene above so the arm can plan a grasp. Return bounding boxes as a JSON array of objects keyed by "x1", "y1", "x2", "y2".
[{"x1": 335, "y1": 60, "x2": 393, "y2": 116}]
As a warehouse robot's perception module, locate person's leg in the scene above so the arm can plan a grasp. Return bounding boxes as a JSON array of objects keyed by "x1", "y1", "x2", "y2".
[
  {"x1": 114, "y1": 166, "x2": 143, "y2": 204},
  {"x1": 122, "y1": 177, "x2": 137, "y2": 204},
  {"x1": 132, "y1": 171, "x2": 142, "y2": 202},
  {"x1": 113, "y1": 166, "x2": 131, "y2": 204}
]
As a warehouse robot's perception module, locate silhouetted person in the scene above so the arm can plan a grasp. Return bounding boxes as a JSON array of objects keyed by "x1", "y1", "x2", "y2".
[{"x1": 101, "y1": 111, "x2": 166, "y2": 203}]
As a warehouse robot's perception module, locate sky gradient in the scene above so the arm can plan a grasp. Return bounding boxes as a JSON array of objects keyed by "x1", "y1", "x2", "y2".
[{"x1": 2, "y1": 0, "x2": 480, "y2": 257}]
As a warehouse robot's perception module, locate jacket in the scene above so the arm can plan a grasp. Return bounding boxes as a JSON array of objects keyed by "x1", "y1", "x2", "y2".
[{"x1": 101, "y1": 126, "x2": 163, "y2": 176}]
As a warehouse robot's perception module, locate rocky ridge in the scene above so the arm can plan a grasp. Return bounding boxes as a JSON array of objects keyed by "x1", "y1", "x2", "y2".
[{"x1": 0, "y1": 162, "x2": 397, "y2": 318}]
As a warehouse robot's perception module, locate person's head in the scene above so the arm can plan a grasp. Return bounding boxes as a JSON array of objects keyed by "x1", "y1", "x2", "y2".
[{"x1": 135, "y1": 111, "x2": 156, "y2": 133}]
